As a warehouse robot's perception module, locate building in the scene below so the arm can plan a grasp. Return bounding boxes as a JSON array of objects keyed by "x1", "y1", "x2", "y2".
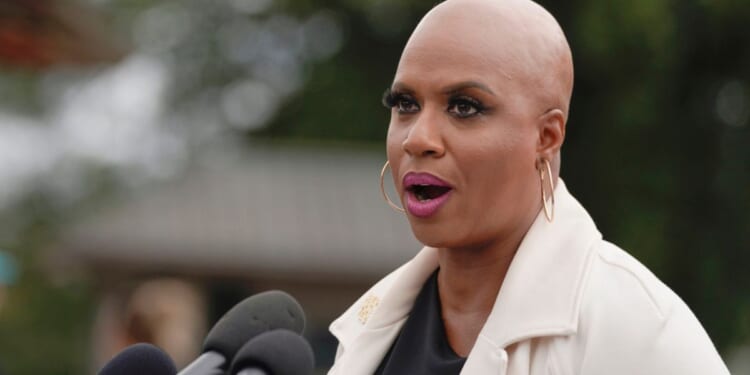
[{"x1": 53, "y1": 144, "x2": 420, "y2": 373}]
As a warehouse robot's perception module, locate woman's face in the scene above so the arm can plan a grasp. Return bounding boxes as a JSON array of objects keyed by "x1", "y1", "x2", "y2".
[{"x1": 385, "y1": 14, "x2": 547, "y2": 250}]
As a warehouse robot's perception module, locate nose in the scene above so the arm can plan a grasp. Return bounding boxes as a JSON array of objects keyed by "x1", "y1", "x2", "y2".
[{"x1": 402, "y1": 110, "x2": 445, "y2": 158}]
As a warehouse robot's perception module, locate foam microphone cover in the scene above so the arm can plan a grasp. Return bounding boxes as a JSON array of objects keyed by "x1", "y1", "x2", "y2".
[
  {"x1": 230, "y1": 329, "x2": 315, "y2": 375},
  {"x1": 202, "y1": 290, "x2": 306, "y2": 361},
  {"x1": 97, "y1": 343, "x2": 177, "y2": 375}
]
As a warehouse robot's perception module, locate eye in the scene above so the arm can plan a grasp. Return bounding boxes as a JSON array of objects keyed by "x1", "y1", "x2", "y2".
[
  {"x1": 447, "y1": 96, "x2": 484, "y2": 118},
  {"x1": 382, "y1": 88, "x2": 420, "y2": 114},
  {"x1": 395, "y1": 96, "x2": 420, "y2": 114}
]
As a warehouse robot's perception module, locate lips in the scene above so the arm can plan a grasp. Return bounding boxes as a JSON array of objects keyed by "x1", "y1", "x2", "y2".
[{"x1": 403, "y1": 172, "x2": 453, "y2": 218}]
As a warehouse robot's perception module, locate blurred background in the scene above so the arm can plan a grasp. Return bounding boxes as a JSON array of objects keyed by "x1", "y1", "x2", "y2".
[{"x1": 0, "y1": 0, "x2": 748, "y2": 373}]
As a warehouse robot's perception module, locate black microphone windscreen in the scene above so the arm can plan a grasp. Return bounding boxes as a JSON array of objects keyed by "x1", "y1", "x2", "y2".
[
  {"x1": 203, "y1": 290, "x2": 306, "y2": 361},
  {"x1": 98, "y1": 343, "x2": 177, "y2": 375},
  {"x1": 230, "y1": 330, "x2": 315, "y2": 375}
]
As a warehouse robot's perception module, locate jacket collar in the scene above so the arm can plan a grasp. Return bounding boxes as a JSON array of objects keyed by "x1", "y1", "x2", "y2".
[
  {"x1": 478, "y1": 178, "x2": 601, "y2": 347},
  {"x1": 332, "y1": 178, "x2": 601, "y2": 351}
]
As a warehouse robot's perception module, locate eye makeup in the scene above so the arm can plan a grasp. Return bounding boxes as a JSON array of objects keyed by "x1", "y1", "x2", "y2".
[
  {"x1": 382, "y1": 87, "x2": 397, "y2": 108},
  {"x1": 382, "y1": 87, "x2": 420, "y2": 114},
  {"x1": 381, "y1": 86, "x2": 490, "y2": 118},
  {"x1": 447, "y1": 94, "x2": 487, "y2": 118}
]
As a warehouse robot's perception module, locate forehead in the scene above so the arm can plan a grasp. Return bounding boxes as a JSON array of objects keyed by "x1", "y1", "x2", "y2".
[
  {"x1": 394, "y1": 6, "x2": 523, "y2": 91},
  {"x1": 395, "y1": 40, "x2": 511, "y2": 90}
]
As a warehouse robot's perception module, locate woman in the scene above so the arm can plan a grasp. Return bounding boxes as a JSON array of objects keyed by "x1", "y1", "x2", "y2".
[{"x1": 328, "y1": 0, "x2": 729, "y2": 373}]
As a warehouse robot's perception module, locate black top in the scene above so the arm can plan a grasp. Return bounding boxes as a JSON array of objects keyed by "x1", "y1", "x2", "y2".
[{"x1": 374, "y1": 270, "x2": 467, "y2": 374}]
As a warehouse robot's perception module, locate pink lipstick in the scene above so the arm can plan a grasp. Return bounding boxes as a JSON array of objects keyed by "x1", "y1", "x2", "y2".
[{"x1": 403, "y1": 172, "x2": 453, "y2": 218}]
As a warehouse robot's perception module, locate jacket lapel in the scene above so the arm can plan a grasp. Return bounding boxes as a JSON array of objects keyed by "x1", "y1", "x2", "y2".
[
  {"x1": 329, "y1": 248, "x2": 439, "y2": 374},
  {"x1": 461, "y1": 336, "x2": 509, "y2": 374}
]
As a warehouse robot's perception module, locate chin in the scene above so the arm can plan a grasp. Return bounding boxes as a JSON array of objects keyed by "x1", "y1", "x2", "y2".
[
  {"x1": 408, "y1": 220, "x2": 469, "y2": 249},
  {"x1": 408, "y1": 216, "x2": 503, "y2": 252}
]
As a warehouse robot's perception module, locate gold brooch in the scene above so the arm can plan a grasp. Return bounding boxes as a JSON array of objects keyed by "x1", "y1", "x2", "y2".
[{"x1": 358, "y1": 294, "x2": 380, "y2": 325}]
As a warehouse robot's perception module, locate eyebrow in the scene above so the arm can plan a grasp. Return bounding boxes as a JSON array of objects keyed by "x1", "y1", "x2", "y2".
[
  {"x1": 390, "y1": 81, "x2": 497, "y2": 97},
  {"x1": 390, "y1": 82, "x2": 414, "y2": 94},
  {"x1": 442, "y1": 81, "x2": 496, "y2": 96}
]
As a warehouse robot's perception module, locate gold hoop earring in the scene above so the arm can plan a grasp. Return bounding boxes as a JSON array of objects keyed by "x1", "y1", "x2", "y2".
[
  {"x1": 380, "y1": 161, "x2": 405, "y2": 213},
  {"x1": 539, "y1": 159, "x2": 555, "y2": 222}
]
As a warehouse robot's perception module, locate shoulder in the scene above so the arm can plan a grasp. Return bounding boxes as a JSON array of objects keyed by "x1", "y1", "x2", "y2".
[
  {"x1": 555, "y1": 240, "x2": 728, "y2": 374},
  {"x1": 584, "y1": 240, "x2": 677, "y2": 322}
]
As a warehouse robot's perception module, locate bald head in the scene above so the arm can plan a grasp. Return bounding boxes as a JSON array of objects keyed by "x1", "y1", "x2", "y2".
[{"x1": 399, "y1": 0, "x2": 574, "y2": 119}]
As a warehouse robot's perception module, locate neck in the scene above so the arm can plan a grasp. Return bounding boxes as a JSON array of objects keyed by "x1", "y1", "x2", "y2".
[
  {"x1": 439, "y1": 197, "x2": 542, "y2": 306},
  {"x1": 436, "y1": 233, "x2": 521, "y2": 315},
  {"x1": 434, "y1": 227, "x2": 529, "y2": 357}
]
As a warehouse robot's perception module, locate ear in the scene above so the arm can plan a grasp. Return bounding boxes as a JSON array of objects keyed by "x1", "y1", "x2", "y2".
[{"x1": 536, "y1": 108, "x2": 566, "y2": 162}]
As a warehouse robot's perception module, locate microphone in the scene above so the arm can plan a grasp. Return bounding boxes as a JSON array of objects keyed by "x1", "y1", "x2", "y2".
[
  {"x1": 229, "y1": 329, "x2": 315, "y2": 375},
  {"x1": 97, "y1": 343, "x2": 177, "y2": 375},
  {"x1": 177, "y1": 290, "x2": 306, "y2": 375}
]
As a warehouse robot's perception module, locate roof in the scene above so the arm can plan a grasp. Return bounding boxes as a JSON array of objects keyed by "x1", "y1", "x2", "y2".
[{"x1": 56, "y1": 145, "x2": 421, "y2": 282}]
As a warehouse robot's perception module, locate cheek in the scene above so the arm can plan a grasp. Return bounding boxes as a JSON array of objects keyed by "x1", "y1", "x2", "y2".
[
  {"x1": 386, "y1": 122, "x2": 405, "y2": 185},
  {"x1": 386, "y1": 124, "x2": 399, "y2": 157},
  {"x1": 386, "y1": 123, "x2": 402, "y2": 158},
  {"x1": 461, "y1": 128, "x2": 538, "y2": 205}
]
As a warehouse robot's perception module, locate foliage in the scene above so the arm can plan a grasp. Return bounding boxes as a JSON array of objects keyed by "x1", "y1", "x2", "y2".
[{"x1": 0, "y1": 213, "x2": 94, "y2": 375}]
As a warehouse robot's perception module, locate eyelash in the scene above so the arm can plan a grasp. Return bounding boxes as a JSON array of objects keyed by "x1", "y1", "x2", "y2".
[
  {"x1": 382, "y1": 88, "x2": 486, "y2": 118},
  {"x1": 448, "y1": 96, "x2": 486, "y2": 118},
  {"x1": 382, "y1": 89, "x2": 417, "y2": 112}
]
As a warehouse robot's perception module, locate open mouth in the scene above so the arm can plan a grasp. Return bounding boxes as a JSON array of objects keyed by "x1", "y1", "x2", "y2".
[
  {"x1": 407, "y1": 184, "x2": 452, "y2": 202},
  {"x1": 402, "y1": 172, "x2": 453, "y2": 217}
]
